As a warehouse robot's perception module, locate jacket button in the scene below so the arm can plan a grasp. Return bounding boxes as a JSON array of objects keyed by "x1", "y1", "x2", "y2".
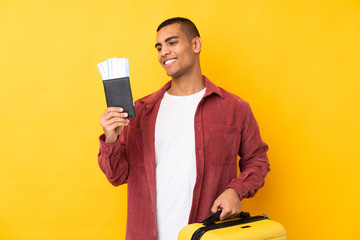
[
  {"x1": 242, "y1": 189, "x2": 246, "y2": 193},
  {"x1": 106, "y1": 147, "x2": 110, "y2": 151}
]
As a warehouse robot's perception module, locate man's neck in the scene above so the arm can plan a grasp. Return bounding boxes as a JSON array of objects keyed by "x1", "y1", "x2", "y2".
[{"x1": 167, "y1": 72, "x2": 205, "y2": 96}]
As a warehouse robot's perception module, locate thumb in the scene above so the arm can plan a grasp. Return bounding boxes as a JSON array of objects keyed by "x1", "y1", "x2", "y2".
[{"x1": 211, "y1": 200, "x2": 221, "y2": 213}]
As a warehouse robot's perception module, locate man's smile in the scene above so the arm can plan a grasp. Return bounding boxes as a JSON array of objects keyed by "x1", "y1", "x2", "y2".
[{"x1": 163, "y1": 58, "x2": 177, "y2": 66}]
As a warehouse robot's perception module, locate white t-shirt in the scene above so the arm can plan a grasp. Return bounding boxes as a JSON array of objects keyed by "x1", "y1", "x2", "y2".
[{"x1": 154, "y1": 88, "x2": 206, "y2": 240}]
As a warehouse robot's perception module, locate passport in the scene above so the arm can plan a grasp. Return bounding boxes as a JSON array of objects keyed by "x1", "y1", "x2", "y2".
[{"x1": 97, "y1": 57, "x2": 135, "y2": 118}]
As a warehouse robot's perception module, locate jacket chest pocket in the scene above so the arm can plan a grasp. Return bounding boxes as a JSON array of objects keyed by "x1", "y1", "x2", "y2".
[{"x1": 206, "y1": 124, "x2": 241, "y2": 165}]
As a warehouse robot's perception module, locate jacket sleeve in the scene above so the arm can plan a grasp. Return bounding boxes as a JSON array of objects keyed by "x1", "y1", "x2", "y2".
[
  {"x1": 227, "y1": 102, "x2": 270, "y2": 200},
  {"x1": 97, "y1": 126, "x2": 129, "y2": 186}
]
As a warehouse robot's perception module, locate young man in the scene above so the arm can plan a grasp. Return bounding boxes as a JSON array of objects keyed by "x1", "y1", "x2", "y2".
[{"x1": 98, "y1": 17, "x2": 270, "y2": 240}]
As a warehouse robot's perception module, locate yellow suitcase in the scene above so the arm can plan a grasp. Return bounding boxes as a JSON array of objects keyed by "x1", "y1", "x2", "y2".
[{"x1": 178, "y1": 211, "x2": 286, "y2": 240}]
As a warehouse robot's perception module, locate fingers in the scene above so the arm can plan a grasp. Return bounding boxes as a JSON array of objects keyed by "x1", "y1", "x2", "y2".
[
  {"x1": 211, "y1": 201, "x2": 238, "y2": 220},
  {"x1": 100, "y1": 108, "x2": 129, "y2": 125},
  {"x1": 100, "y1": 107, "x2": 130, "y2": 143},
  {"x1": 211, "y1": 201, "x2": 221, "y2": 214},
  {"x1": 100, "y1": 116, "x2": 129, "y2": 131},
  {"x1": 101, "y1": 107, "x2": 128, "y2": 121},
  {"x1": 101, "y1": 115, "x2": 129, "y2": 131},
  {"x1": 211, "y1": 188, "x2": 242, "y2": 221},
  {"x1": 219, "y1": 206, "x2": 239, "y2": 220},
  {"x1": 100, "y1": 107, "x2": 122, "y2": 118},
  {"x1": 106, "y1": 116, "x2": 128, "y2": 126}
]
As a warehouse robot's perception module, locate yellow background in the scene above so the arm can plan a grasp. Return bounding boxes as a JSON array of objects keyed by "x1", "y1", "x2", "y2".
[{"x1": 1, "y1": 0, "x2": 359, "y2": 239}]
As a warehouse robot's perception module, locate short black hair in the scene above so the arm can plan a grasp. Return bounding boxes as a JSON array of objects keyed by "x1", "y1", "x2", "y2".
[{"x1": 157, "y1": 17, "x2": 200, "y2": 40}]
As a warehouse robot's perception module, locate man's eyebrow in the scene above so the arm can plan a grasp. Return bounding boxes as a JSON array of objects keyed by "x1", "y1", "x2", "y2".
[
  {"x1": 165, "y1": 36, "x2": 179, "y2": 42},
  {"x1": 155, "y1": 36, "x2": 179, "y2": 48}
]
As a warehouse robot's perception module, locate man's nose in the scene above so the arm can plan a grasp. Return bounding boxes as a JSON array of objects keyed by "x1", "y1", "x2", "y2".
[{"x1": 160, "y1": 47, "x2": 170, "y2": 57}]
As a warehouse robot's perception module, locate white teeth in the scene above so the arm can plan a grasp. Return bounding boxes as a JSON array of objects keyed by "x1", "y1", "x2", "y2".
[{"x1": 164, "y1": 59, "x2": 176, "y2": 65}]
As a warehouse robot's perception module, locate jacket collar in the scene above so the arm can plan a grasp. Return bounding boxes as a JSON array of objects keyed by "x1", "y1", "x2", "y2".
[{"x1": 138, "y1": 75, "x2": 224, "y2": 106}]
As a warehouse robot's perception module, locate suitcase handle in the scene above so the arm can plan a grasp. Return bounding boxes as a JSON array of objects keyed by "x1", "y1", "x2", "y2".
[{"x1": 202, "y1": 210, "x2": 251, "y2": 226}]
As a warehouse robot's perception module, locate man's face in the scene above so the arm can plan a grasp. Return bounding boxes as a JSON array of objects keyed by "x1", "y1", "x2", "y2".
[{"x1": 155, "y1": 23, "x2": 196, "y2": 78}]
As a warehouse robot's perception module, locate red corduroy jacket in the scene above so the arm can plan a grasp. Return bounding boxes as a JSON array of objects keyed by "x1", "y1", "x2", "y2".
[{"x1": 98, "y1": 76, "x2": 270, "y2": 240}]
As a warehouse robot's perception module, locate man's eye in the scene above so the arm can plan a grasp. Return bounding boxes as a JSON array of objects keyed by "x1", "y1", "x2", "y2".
[
  {"x1": 169, "y1": 41, "x2": 177, "y2": 45},
  {"x1": 156, "y1": 47, "x2": 162, "y2": 51}
]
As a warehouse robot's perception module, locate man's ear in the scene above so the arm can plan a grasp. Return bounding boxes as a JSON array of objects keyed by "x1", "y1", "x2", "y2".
[{"x1": 192, "y1": 37, "x2": 202, "y2": 54}]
